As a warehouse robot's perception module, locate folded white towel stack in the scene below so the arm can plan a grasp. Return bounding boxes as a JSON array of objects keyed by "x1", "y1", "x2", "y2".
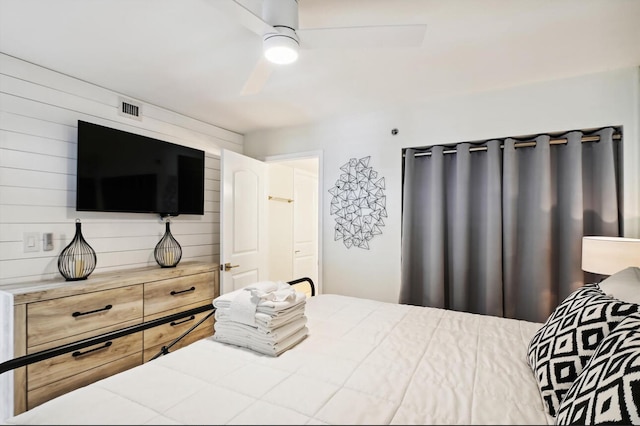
[{"x1": 212, "y1": 281, "x2": 308, "y2": 356}]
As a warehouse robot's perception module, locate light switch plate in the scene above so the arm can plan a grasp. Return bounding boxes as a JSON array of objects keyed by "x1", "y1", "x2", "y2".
[
  {"x1": 43, "y1": 233, "x2": 54, "y2": 251},
  {"x1": 23, "y1": 232, "x2": 40, "y2": 252}
]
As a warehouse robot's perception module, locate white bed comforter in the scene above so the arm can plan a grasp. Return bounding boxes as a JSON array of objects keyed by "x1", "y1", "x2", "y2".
[{"x1": 5, "y1": 294, "x2": 553, "y2": 425}]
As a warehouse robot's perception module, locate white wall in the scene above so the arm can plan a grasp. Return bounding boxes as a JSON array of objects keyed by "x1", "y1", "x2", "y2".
[
  {"x1": 0, "y1": 53, "x2": 243, "y2": 285},
  {"x1": 244, "y1": 67, "x2": 640, "y2": 304}
]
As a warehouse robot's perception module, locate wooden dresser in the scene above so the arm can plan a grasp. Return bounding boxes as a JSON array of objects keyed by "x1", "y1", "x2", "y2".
[{"x1": 0, "y1": 261, "x2": 218, "y2": 416}]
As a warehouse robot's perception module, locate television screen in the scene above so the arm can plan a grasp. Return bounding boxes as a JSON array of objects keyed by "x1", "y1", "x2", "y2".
[{"x1": 76, "y1": 120, "x2": 205, "y2": 216}]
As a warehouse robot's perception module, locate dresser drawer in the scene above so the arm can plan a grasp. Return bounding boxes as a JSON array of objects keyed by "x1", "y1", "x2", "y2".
[
  {"x1": 27, "y1": 285, "x2": 143, "y2": 347},
  {"x1": 27, "y1": 353, "x2": 142, "y2": 410},
  {"x1": 143, "y1": 310, "x2": 214, "y2": 361},
  {"x1": 144, "y1": 272, "x2": 215, "y2": 315},
  {"x1": 27, "y1": 332, "x2": 142, "y2": 391}
]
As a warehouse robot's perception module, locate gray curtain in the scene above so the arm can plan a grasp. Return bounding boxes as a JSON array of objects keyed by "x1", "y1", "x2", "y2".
[{"x1": 400, "y1": 128, "x2": 620, "y2": 322}]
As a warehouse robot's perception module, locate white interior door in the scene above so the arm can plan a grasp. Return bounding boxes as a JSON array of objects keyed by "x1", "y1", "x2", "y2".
[
  {"x1": 220, "y1": 150, "x2": 267, "y2": 295},
  {"x1": 293, "y1": 169, "x2": 318, "y2": 287}
]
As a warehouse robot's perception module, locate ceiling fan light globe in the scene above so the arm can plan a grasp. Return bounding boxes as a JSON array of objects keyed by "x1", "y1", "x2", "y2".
[{"x1": 263, "y1": 35, "x2": 299, "y2": 65}]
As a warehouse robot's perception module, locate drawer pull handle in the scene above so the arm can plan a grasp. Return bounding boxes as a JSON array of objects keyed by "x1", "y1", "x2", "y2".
[
  {"x1": 72, "y1": 341, "x2": 113, "y2": 358},
  {"x1": 170, "y1": 315, "x2": 195, "y2": 326},
  {"x1": 170, "y1": 286, "x2": 196, "y2": 296},
  {"x1": 72, "y1": 304, "x2": 113, "y2": 317}
]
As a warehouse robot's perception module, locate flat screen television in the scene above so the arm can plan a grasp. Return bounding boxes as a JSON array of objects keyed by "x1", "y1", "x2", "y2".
[{"x1": 76, "y1": 120, "x2": 205, "y2": 216}]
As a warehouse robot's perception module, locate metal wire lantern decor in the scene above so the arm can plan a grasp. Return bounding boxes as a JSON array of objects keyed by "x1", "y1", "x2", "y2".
[
  {"x1": 154, "y1": 218, "x2": 182, "y2": 268},
  {"x1": 58, "y1": 218, "x2": 97, "y2": 281}
]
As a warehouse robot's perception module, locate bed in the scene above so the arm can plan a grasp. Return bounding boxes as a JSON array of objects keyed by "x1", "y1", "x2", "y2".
[{"x1": 4, "y1": 268, "x2": 640, "y2": 425}]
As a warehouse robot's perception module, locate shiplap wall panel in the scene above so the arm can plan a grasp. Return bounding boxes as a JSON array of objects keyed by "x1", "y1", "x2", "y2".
[
  {"x1": 0, "y1": 187, "x2": 69, "y2": 207},
  {"x1": 142, "y1": 104, "x2": 243, "y2": 150},
  {"x1": 0, "y1": 130, "x2": 70, "y2": 156},
  {"x1": 0, "y1": 205, "x2": 221, "y2": 223},
  {"x1": 2, "y1": 91, "x2": 224, "y2": 157},
  {"x1": 0, "y1": 78, "x2": 113, "y2": 121},
  {"x1": 0, "y1": 54, "x2": 242, "y2": 146},
  {"x1": 0, "y1": 54, "x2": 118, "y2": 106},
  {"x1": 0, "y1": 112, "x2": 76, "y2": 142},
  {"x1": 1, "y1": 78, "x2": 241, "y2": 158},
  {"x1": 2, "y1": 80, "x2": 242, "y2": 155},
  {"x1": 0, "y1": 148, "x2": 69, "y2": 174},
  {"x1": 0, "y1": 53, "x2": 238, "y2": 285},
  {"x1": 0, "y1": 223, "x2": 220, "y2": 244},
  {"x1": 0, "y1": 168, "x2": 72, "y2": 190}
]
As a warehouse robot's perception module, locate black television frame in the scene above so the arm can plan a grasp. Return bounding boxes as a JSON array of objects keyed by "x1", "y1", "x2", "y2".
[{"x1": 76, "y1": 120, "x2": 205, "y2": 217}]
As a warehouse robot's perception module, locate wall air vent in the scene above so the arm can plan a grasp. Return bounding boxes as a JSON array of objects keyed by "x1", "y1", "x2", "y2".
[{"x1": 118, "y1": 97, "x2": 143, "y2": 121}]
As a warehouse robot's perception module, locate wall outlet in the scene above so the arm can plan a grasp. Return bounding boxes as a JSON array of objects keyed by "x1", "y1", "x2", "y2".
[
  {"x1": 43, "y1": 233, "x2": 54, "y2": 251},
  {"x1": 23, "y1": 232, "x2": 40, "y2": 252}
]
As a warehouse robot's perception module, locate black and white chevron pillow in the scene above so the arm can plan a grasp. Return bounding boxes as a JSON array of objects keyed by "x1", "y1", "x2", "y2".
[
  {"x1": 527, "y1": 283, "x2": 639, "y2": 417},
  {"x1": 556, "y1": 312, "x2": 640, "y2": 425}
]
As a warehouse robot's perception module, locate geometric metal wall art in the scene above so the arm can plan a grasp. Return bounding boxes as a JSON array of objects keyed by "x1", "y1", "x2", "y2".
[{"x1": 328, "y1": 156, "x2": 387, "y2": 249}]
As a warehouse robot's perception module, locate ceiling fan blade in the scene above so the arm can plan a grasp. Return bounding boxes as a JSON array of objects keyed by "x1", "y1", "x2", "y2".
[
  {"x1": 240, "y1": 56, "x2": 275, "y2": 96},
  {"x1": 213, "y1": 0, "x2": 275, "y2": 37},
  {"x1": 298, "y1": 24, "x2": 427, "y2": 49}
]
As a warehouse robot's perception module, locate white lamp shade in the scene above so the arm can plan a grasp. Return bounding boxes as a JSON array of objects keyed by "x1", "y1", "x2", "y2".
[{"x1": 582, "y1": 236, "x2": 640, "y2": 275}]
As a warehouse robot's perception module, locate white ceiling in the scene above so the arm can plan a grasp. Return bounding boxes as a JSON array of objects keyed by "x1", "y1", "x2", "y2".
[{"x1": 1, "y1": 0, "x2": 639, "y2": 135}]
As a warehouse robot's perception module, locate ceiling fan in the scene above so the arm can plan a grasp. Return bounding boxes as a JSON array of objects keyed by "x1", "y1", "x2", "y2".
[{"x1": 213, "y1": 0, "x2": 427, "y2": 95}]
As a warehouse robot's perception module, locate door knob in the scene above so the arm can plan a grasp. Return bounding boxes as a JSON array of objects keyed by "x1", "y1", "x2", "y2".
[{"x1": 223, "y1": 262, "x2": 240, "y2": 271}]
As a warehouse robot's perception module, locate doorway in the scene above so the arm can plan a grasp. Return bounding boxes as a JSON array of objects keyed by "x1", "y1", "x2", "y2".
[{"x1": 264, "y1": 151, "x2": 322, "y2": 295}]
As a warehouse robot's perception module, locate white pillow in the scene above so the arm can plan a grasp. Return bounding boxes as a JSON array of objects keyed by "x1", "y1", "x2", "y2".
[{"x1": 597, "y1": 266, "x2": 640, "y2": 304}]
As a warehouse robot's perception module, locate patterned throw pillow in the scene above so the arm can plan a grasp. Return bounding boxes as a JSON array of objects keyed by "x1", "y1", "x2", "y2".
[
  {"x1": 556, "y1": 312, "x2": 640, "y2": 425},
  {"x1": 527, "y1": 283, "x2": 639, "y2": 417}
]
